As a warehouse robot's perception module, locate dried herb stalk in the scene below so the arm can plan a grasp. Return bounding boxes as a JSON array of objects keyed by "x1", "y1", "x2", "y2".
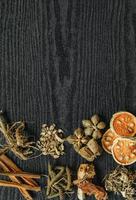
[
  {"x1": 0, "y1": 180, "x2": 41, "y2": 191},
  {"x1": 46, "y1": 163, "x2": 73, "y2": 200}
]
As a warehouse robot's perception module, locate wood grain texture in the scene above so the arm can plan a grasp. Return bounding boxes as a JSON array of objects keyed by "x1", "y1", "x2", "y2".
[{"x1": 0, "y1": 0, "x2": 135, "y2": 199}]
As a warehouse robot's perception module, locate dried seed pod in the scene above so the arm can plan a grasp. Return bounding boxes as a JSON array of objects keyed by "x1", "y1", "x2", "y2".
[
  {"x1": 87, "y1": 139, "x2": 102, "y2": 155},
  {"x1": 67, "y1": 114, "x2": 105, "y2": 162},
  {"x1": 83, "y1": 114, "x2": 106, "y2": 138},
  {"x1": 79, "y1": 147, "x2": 95, "y2": 162}
]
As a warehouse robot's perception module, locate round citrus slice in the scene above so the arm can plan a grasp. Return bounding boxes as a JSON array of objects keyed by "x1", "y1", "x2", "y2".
[
  {"x1": 111, "y1": 138, "x2": 136, "y2": 165},
  {"x1": 102, "y1": 129, "x2": 118, "y2": 154},
  {"x1": 110, "y1": 111, "x2": 136, "y2": 137}
]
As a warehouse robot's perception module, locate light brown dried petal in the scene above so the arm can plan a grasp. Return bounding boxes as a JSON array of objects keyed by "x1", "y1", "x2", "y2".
[
  {"x1": 66, "y1": 135, "x2": 77, "y2": 144},
  {"x1": 97, "y1": 122, "x2": 106, "y2": 130},
  {"x1": 74, "y1": 128, "x2": 84, "y2": 138},
  {"x1": 84, "y1": 127, "x2": 94, "y2": 136},
  {"x1": 82, "y1": 120, "x2": 93, "y2": 128},
  {"x1": 91, "y1": 114, "x2": 100, "y2": 125},
  {"x1": 92, "y1": 130, "x2": 102, "y2": 139}
]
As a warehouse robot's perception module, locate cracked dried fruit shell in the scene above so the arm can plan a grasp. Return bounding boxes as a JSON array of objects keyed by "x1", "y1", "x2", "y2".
[
  {"x1": 111, "y1": 137, "x2": 136, "y2": 165},
  {"x1": 102, "y1": 129, "x2": 118, "y2": 154},
  {"x1": 79, "y1": 146, "x2": 95, "y2": 162},
  {"x1": 110, "y1": 111, "x2": 136, "y2": 137}
]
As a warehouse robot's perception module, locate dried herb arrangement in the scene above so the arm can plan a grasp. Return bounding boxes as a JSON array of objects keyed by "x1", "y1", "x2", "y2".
[
  {"x1": 46, "y1": 163, "x2": 73, "y2": 199},
  {"x1": 102, "y1": 111, "x2": 136, "y2": 165},
  {"x1": 73, "y1": 164, "x2": 107, "y2": 200},
  {"x1": 0, "y1": 111, "x2": 37, "y2": 160},
  {"x1": 67, "y1": 114, "x2": 106, "y2": 161},
  {"x1": 37, "y1": 124, "x2": 65, "y2": 158},
  {"x1": 104, "y1": 166, "x2": 136, "y2": 200}
]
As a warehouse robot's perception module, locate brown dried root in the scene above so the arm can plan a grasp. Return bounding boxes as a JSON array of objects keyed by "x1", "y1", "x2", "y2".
[
  {"x1": 46, "y1": 163, "x2": 73, "y2": 200},
  {"x1": 0, "y1": 111, "x2": 37, "y2": 160},
  {"x1": 77, "y1": 181, "x2": 108, "y2": 200},
  {"x1": 73, "y1": 164, "x2": 108, "y2": 200}
]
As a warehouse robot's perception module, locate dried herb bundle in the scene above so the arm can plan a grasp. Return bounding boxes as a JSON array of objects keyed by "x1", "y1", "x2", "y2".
[
  {"x1": 37, "y1": 124, "x2": 65, "y2": 158},
  {"x1": 104, "y1": 166, "x2": 136, "y2": 200},
  {"x1": 67, "y1": 114, "x2": 105, "y2": 161},
  {"x1": 0, "y1": 111, "x2": 36, "y2": 160},
  {"x1": 46, "y1": 163, "x2": 73, "y2": 200},
  {"x1": 73, "y1": 164, "x2": 107, "y2": 200}
]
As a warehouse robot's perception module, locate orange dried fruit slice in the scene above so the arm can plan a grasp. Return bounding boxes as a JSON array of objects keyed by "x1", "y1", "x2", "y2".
[
  {"x1": 110, "y1": 111, "x2": 136, "y2": 137},
  {"x1": 111, "y1": 138, "x2": 136, "y2": 165},
  {"x1": 102, "y1": 129, "x2": 118, "y2": 154}
]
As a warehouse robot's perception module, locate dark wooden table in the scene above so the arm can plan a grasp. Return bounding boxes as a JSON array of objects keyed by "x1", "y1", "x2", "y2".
[{"x1": 0, "y1": 0, "x2": 136, "y2": 199}]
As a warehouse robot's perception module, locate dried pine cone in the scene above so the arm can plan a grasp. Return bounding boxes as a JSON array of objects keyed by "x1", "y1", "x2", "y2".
[
  {"x1": 37, "y1": 124, "x2": 65, "y2": 159},
  {"x1": 82, "y1": 114, "x2": 106, "y2": 139}
]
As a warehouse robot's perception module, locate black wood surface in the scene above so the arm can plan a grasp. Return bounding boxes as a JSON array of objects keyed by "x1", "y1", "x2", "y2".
[{"x1": 0, "y1": 0, "x2": 136, "y2": 199}]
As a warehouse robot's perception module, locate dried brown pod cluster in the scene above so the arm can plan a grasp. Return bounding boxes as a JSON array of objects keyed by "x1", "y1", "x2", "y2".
[
  {"x1": 104, "y1": 166, "x2": 136, "y2": 200},
  {"x1": 37, "y1": 124, "x2": 65, "y2": 158},
  {"x1": 46, "y1": 163, "x2": 73, "y2": 200},
  {"x1": 73, "y1": 164, "x2": 107, "y2": 200},
  {"x1": 0, "y1": 111, "x2": 36, "y2": 160},
  {"x1": 67, "y1": 114, "x2": 106, "y2": 161}
]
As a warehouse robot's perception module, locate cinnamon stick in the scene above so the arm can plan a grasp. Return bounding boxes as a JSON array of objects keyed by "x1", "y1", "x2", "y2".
[
  {"x1": 0, "y1": 180, "x2": 41, "y2": 192},
  {"x1": 0, "y1": 154, "x2": 38, "y2": 187},
  {"x1": 0, "y1": 160, "x2": 33, "y2": 200},
  {"x1": 0, "y1": 172, "x2": 41, "y2": 179}
]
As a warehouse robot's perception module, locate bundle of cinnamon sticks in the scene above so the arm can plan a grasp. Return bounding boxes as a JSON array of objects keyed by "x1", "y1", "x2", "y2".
[{"x1": 0, "y1": 155, "x2": 42, "y2": 200}]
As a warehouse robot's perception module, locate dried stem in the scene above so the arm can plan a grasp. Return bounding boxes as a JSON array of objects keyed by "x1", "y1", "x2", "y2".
[
  {"x1": 0, "y1": 154, "x2": 38, "y2": 187},
  {"x1": 0, "y1": 160, "x2": 32, "y2": 200},
  {"x1": 0, "y1": 172, "x2": 42, "y2": 179},
  {"x1": 0, "y1": 180, "x2": 41, "y2": 191}
]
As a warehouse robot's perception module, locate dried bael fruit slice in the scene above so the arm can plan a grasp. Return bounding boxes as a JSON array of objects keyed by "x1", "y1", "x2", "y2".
[
  {"x1": 111, "y1": 138, "x2": 136, "y2": 165},
  {"x1": 110, "y1": 111, "x2": 136, "y2": 137},
  {"x1": 102, "y1": 129, "x2": 118, "y2": 154}
]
